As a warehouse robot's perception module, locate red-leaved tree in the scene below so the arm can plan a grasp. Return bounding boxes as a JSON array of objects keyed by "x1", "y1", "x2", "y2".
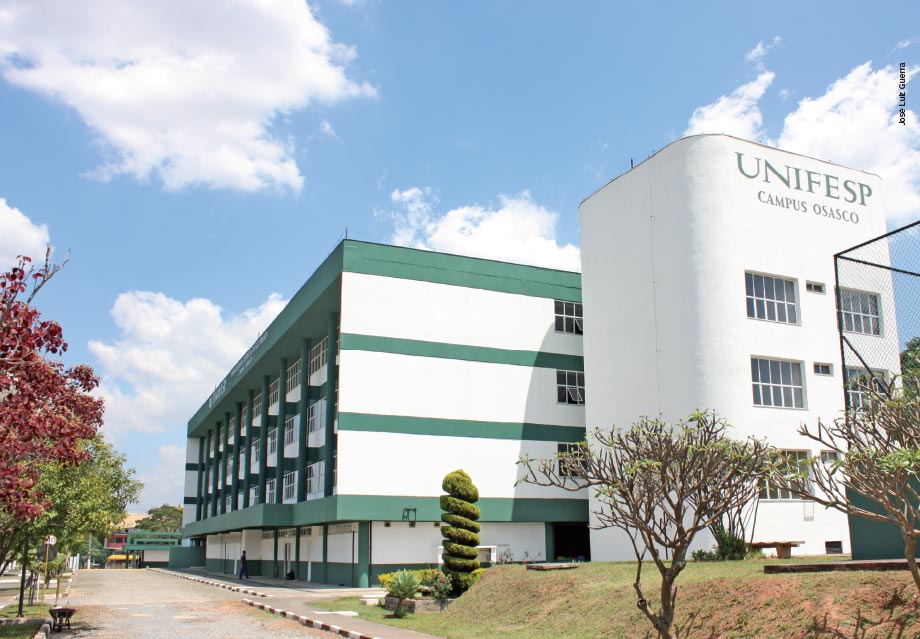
[{"x1": 0, "y1": 250, "x2": 104, "y2": 521}]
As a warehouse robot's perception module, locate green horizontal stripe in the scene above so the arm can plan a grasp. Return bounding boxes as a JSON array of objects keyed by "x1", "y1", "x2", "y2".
[
  {"x1": 340, "y1": 334, "x2": 583, "y2": 371},
  {"x1": 184, "y1": 462, "x2": 200, "y2": 472},
  {"x1": 338, "y1": 413, "x2": 585, "y2": 442},
  {"x1": 343, "y1": 240, "x2": 581, "y2": 302},
  {"x1": 183, "y1": 496, "x2": 198, "y2": 505},
  {"x1": 182, "y1": 495, "x2": 586, "y2": 537}
]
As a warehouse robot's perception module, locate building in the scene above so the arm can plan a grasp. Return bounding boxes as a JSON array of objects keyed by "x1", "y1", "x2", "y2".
[
  {"x1": 579, "y1": 134, "x2": 896, "y2": 559},
  {"x1": 104, "y1": 512, "x2": 146, "y2": 567},
  {"x1": 182, "y1": 241, "x2": 590, "y2": 585}
]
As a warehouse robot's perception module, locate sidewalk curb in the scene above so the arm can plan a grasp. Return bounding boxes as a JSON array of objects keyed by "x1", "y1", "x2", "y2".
[
  {"x1": 150, "y1": 568, "x2": 270, "y2": 598},
  {"x1": 243, "y1": 598, "x2": 383, "y2": 639}
]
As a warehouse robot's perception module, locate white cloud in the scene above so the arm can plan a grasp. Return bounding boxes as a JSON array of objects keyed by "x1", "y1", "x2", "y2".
[
  {"x1": 0, "y1": 0, "x2": 375, "y2": 193},
  {"x1": 89, "y1": 290, "x2": 286, "y2": 437},
  {"x1": 386, "y1": 188, "x2": 581, "y2": 271},
  {"x1": 0, "y1": 198, "x2": 50, "y2": 270},
  {"x1": 745, "y1": 36, "x2": 781, "y2": 64},
  {"x1": 135, "y1": 444, "x2": 186, "y2": 510},
  {"x1": 686, "y1": 51, "x2": 920, "y2": 224},
  {"x1": 684, "y1": 71, "x2": 775, "y2": 141},
  {"x1": 320, "y1": 120, "x2": 338, "y2": 139},
  {"x1": 895, "y1": 38, "x2": 920, "y2": 51}
]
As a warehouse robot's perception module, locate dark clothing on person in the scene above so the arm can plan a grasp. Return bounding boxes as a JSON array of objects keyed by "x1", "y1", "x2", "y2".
[{"x1": 239, "y1": 552, "x2": 249, "y2": 579}]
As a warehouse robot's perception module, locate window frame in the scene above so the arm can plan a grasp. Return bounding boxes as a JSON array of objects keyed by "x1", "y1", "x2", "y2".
[
  {"x1": 267, "y1": 428, "x2": 278, "y2": 455},
  {"x1": 760, "y1": 450, "x2": 812, "y2": 500},
  {"x1": 751, "y1": 356, "x2": 806, "y2": 409},
  {"x1": 745, "y1": 271, "x2": 799, "y2": 325},
  {"x1": 845, "y1": 366, "x2": 888, "y2": 410},
  {"x1": 554, "y1": 300, "x2": 584, "y2": 335},
  {"x1": 265, "y1": 478, "x2": 276, "y2": 504},
  {"x1": 838, "y1": 287, "x2": 882, "y2": 336},
  {"x1": 556, "y1": 369, "x2": 586, "y2": 405},
  {"x1": 282, "y1": 472, "x2": 296, "y2": 503},
  {"x1": 557, "y1": 442, "x2": 586, "y2": 478}
]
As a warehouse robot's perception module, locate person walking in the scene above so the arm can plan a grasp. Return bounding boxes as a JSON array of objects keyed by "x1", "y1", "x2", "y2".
[{"x1": 239, "y1": 550, "x2": 249, "y2": 580}]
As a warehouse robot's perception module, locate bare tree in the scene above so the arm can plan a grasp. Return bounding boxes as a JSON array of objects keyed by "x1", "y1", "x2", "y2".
[
  {"x1": 784, "y1": 375, "x2": 920, "y2": 593},
  {"x1": 519, "y1": 410, "x2": 775, "y2": 639}
]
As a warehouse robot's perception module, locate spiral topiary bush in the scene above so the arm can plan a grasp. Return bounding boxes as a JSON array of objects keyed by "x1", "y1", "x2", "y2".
[{"x1": 440, "y1": 469, "x2": 481, "y2": 592}]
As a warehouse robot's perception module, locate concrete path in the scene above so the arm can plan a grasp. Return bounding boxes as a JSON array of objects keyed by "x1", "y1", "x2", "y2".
[
  {"x1": 161, "y1": 568, "x2": 446, "y2": 639},
  {"x1": 62, "y1": 569, "x2": 339, "y2": 639}
]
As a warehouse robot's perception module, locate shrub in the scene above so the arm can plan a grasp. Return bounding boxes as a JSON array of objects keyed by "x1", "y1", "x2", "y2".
[
  {"x1": 440, "y1": 469, "x2": 481, "y2": 594},
  {"x1": 387, "y1": 570, "x2": 421, "y2": 600}
]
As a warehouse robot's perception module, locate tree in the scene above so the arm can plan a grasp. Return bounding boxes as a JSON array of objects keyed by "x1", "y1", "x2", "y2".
[
  {"x1": 519, "y1": 411, "x2": 775, "y2": 639},
  {"x1": 901, "y1": 338, "x2": 920, "y2": 398},
  {"x1": 0, "y1": 435, "x2": 142, "y2": 575},
  {"x1": 786, "y1": 376, "x2": 920, "y2": 593},
  {"x1": 0, "y1": 251, "x2": 103, "y2": 522},
  {"x1": 136, "y1": 505, "x2": 183, "y2": 532},
  {"x1": 439, "y1": 469, "x2": 481, "y2": 593}
]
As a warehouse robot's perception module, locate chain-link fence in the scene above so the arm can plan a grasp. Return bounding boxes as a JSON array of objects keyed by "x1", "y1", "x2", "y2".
[{"x1": 835, "y1": 220, "x2": 920, "y2": 408}]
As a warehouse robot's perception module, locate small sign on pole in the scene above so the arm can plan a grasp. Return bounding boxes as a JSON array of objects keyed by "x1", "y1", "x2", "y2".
[{"x1": 45, "y1": 535, "x2": 57, "y2": 546}]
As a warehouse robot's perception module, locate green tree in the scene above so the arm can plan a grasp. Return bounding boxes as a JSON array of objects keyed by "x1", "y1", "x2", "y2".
[
  {"x1": 439, "y1": 469, "x2": 481, "y2": 593},
  {"x1": 0, "y1": 435, "x2": 142, "y2": 575},
  {"x1": 136, "y1": 505, "x2": 183, "y2": 532},
  {"x1": 901, "y1": 337, "x2": 920, "y2": 397}
]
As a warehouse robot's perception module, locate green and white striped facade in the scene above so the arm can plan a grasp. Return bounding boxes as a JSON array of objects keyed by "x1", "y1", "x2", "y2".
[{"x1": 182, "y1": 240, "x2": 588, "y2": 586}]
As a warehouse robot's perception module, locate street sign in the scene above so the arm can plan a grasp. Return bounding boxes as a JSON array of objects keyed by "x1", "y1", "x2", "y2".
[{"x1": 45, "y1": 535, "x2": 57, "y2": 546}]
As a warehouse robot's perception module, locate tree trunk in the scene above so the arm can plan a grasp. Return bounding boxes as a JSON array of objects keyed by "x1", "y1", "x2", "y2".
[
  {"x1": 657, "y1": 574, "x2": 675, "y2": 639},
  {"x1": 905, "y1": 535, "x2": 920, "y2": 594}
]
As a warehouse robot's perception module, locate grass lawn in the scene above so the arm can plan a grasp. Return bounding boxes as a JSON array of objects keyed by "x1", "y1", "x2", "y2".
[
  {"x1": 0, "y1": 604, "x2": 51, "y2": 620},
  {"x1": 0, "y1": 622, "x2": 43, "y2": 639},
  {"x1": 314, "y1": 559, "x2": 920, "y2": 639}
]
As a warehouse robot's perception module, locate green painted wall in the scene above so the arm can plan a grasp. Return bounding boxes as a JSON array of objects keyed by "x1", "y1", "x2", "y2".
[
  {"x1": 848, "y1": 487, "x2": 915, "y2": 560},
  {"x1": 338, "y1": 413, "x2": 585, "y2": 442},
  {"x1": 168, "y1": 547, "x2": 205, "y2": 568}
]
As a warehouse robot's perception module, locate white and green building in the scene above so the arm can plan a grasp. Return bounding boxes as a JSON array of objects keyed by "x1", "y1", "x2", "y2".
[{"x1": 182, "y1": 240, "x2": 590, "y2": 585}]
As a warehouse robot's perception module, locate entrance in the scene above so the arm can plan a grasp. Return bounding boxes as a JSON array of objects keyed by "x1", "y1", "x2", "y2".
[{"x1": 552, "y1": 523, "x2": 591, "y2": 562}]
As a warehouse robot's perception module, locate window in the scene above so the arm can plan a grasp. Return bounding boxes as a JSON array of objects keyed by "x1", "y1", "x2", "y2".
[
  {"x1": 333, "y1": 452, "x2": 337, "y2": 489},
  {"x1": 309, "y1": 337, "x2": 328, "y2": 375},
  {"x1": 241, "y1": 406, "x2": 248, "y2": 436},
  {"x1": 556, "y1": 370, "x2": 585, "y2": 405},
  {"x1": 845, "y1": 367, "x2": 887, "y2": 409},
  {"x1": 308, "y1": 399, "x2": 326, "y2": 433},
  {"x1": 307, "y1": 461, "x2": 324, "y2": 495},
  {"x1": 839, "y1": 288, "x2": 881, "y2": 335},
  {"x1": 268, "y1": 428, "x2": 277, "y2": 455},
  {"x1": 806, "y1": 281, "x2": 825, "y2": 294},
  {"x1": 813, "y1": 363, "x2": 832, "y2": 376},
  {"x1": 283, "y1": 472, "x2": 296, "y2": 503},
  {"x1": 227, "y1": 458, "x2": 234, "y2": 480},
  {"x1": 760, "y1": 450, "x2": 811, "y2": 500},
  {"x1": 237, "y1": 490, "x2": 243, "y2": 509},
  {"x1": 554, "y1": 300, "x2": 583, "y2": 335},
  {"x1": 253, "y1": 393, "x2": 262, "y2": 417},
  {"x1": 820, "y1": 450, "x2": 840, "y2": 465},
  {"x1": 250, "y1": 440, "x2": 260, "y2": 464},
  {"x1": 228, "y1": 416, "x2": 237, "y2": 436},
  {"x1": 286, "y1": 360, "x2": 301, "y2": 393},
  {"x1": 268, "y1": 378, "x2": 280, "y2": 406},
  {"x1": 284, "y1": 415, "x2": 297, "y2": 446},
  {"x1": 751, "y1": 358, "x2": 804, "y2": 409},
  {"x1": 745, "y1": 272, "x2": 798, "y2": 324},
  {"x1": 266, "y1": 478, "x2": 276, "y2": 503},
  {"x1": 557, "y1": 443, "x2": 585, "y2": 478},
  {"x1": 224, "y1": 495, "x2": 231, "y2": 512},
  {"x1": 249, "y1": 486, "x2": 258, "y2": 506}
]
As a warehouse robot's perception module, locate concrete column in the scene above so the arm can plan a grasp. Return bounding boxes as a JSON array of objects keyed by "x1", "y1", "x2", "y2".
[
  {"x1": 275, "y1": 359, "x2": 287, "y2": 503},
  {"x1": 196, "y1": 436, "x2": 205, "y2": 521},
  {"x1": 242, "y1": 389, "x2": 254, "y2": 508},
  {"x1": 297, "y1": 339, "x2": 311, "y2": 501},
  {"x1": 220, "y1": 412, "x2": 230, "y2": 514},
  {"x1": 323, "y1": 313, "x2": 338, "y2": 497},
  {"x1": 357, "y1": 522, "x2": 370, "y2": 588},
  {"x1": 203, "y1": 430, "x2": 212, "y2": 518},
  {"x1": 294, "y1": 526, "x2": 302, "y2": 580},
  {"x1": 211, "y1": 423, "x2": 220, "y2": 516},
  {"x1": 231, "y1": 402, "x2": 242, "y2": 510},
  {"x1": 258, "y1": 376, "x2": 270, "y2": 504}
]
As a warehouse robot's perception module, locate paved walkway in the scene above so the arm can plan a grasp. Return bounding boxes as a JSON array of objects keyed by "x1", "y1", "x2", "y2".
[
  {"x1": 61, "y1": 569, "x2": 337, "y2": 639},
  {"x1": 151, "y1": 568, "x2": 446, "y2": 639}
]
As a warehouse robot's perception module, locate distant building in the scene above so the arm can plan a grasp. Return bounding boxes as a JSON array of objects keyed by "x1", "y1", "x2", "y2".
[
  {"x1": 105, "y1": 512, "x2": 146, "y2": 566},
  {"x1": 182, "y1": 241, "x2": 589, "y2": 585}
]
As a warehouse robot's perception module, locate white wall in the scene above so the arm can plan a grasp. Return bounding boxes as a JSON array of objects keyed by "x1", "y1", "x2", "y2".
[
  {"x1": 339, "y1": 350, "x2": 584, "y2": 428},
  {"x1": 338, "y1": 430, "x2": 585, "y2": 500},
  {"x1": 341, "y1": 272, "x2": 583, "y2": 357},
  {"x1": 579, "y1": 134, "x2": 889, "y2": 559},
  {"x1": 369, "y1": 521, "x2": 546, "y2": 565}
]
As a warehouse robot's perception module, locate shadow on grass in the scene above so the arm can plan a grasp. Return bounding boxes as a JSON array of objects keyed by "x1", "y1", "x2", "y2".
[{"x1": 805, "y1": 588, "x2": 919, "y2": 639}]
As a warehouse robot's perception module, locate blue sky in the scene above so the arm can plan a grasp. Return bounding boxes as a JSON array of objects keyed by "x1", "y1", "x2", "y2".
[{"x1": 1, "y1": 0, "x2": 918, "y2": 509}]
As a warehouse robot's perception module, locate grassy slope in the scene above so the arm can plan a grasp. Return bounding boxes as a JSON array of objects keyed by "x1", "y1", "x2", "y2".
[{"x1": 318, "y1": 561, "x2": 920, "y2": 639}]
